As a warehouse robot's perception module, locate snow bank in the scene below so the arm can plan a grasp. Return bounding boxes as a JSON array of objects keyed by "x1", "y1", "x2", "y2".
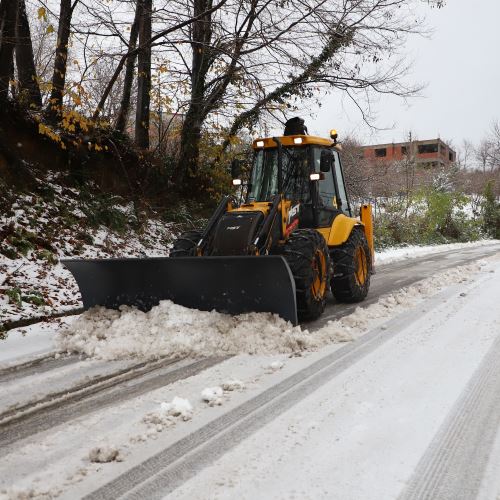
[
  {"x1": 376, "y1": 240, "x2": 498, "y2": 265},
  {"x1": 57, "y1": 262, "x2": 484, "y2": 360},
  {"x1": 57, "y1": 303, "x2": 307, "y2": 359}
]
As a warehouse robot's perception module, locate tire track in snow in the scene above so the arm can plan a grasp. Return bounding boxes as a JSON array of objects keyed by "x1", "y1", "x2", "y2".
[
  {"x1": 0, "y1": 353, "x2": 78, "y2": 384},
  {"x1": 85, "y1": 287, "x2": 458, "y2": 500},
  {"x1": 400, "y1": 333, "x2": 500, "y2": 500},
  {"x1": 0, "y1": 357, "x2": 182, "y2": 423},
  {"x1": 0, "y1": 356, "x2": 226, "y2": 454}
]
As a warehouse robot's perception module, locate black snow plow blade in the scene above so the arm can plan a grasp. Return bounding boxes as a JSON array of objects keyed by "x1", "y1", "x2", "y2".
[{"x1": 62, "y1": 256, "x2": 298, "y2": 325}]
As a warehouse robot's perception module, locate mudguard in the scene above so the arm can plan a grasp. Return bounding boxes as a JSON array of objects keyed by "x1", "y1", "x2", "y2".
[{"x1": 62, "y1": 256, "x2": 298, "y2": 325}]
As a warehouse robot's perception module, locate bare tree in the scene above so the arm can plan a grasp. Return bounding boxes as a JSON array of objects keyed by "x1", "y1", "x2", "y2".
[
  {"x1": 134, "y1": 0, "x2": 152, "y2": 148},
  {"x1": 15, "y1": 0, "x2": 42, "y2": 107},
  {"x1": 456, "y1": 139, "x2": 474, "y2": 170},
  {"x1": 91, "y1": 0, "x2": 230, "y2": 121},
  {"x1": 48, "y1": 0, "x2": 80, "y2": 119},
  {"x1": 488, "y1": 121, "x2": 500, "y2": 170},
  {"x1": 339, "y1": 136, "x2": 373, "y2": 200},
  {"x1": 216, "y1": 27, "x2": 354, "y2": 163},
  {"x1": 475, "y1": 139, "x2": 493, "y2": 173},
  {"x1": 0, "y1": 0, "x2": 17, "y2": 101},
  {"x1": 115, "y1": 0, "x2": 141, "y2": 133}
]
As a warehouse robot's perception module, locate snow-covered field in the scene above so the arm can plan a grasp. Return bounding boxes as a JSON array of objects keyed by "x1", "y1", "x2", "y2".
[{"x1": 1, "y1": 251, "x2": 499, "y2": 499}]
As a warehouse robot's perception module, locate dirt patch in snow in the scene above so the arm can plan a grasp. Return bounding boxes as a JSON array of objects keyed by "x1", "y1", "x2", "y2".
[
  {"x1": 88, "y1": 446, "x2": 122, "y2": 463},
  {"x1": 0, "y1": 486, "x2": 61, "y2": 499},
  {"x1": 222, "y1": 379, "x2": 245, "y2": 391},
  {"x1": 57, "y1": 263, "x2": 483, "y2": 360}
]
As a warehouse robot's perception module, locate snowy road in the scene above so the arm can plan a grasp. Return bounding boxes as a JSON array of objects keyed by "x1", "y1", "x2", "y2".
[{"x1": 0, "y1": 242, "x2": 500, "y2": 499}]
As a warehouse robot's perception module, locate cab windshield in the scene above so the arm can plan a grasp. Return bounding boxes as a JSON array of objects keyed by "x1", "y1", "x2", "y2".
[{"x1": 247, "y1": 148, "x2": 310, "y2": 203}]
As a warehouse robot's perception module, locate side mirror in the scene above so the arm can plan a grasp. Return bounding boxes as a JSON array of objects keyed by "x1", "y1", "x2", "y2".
[
  {"x1": 320, "y1": 150, "x2": 333, "y2": 172},
  {"x1": 231, "y1": 158, "x2": 241, "y2": 179}
]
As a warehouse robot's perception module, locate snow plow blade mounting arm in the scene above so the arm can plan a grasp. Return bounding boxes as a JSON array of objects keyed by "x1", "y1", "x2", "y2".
[{"x1": 62, "y1": 256, "x2": 298, "y2": 325}]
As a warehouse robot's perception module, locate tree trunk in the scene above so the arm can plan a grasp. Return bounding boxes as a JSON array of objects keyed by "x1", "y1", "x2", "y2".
[
  {"x1": 134, "y1": 0, "x2": 152, "y2": 149},
  {"x1": 115, "y1": 0, "x2": 141, "y2": 133},
  {"x1": 174, "y1": 0, "x2": 213, "y2": 189},
  {"x1": 176, "y1": 106, "x2": 203, "y2": 186},
  {"x1": 48, "y1": 0, "x2": 76, "y2": 119},
  {"x1": 15, "y1": 0, "x2": 42, "y2": 107},
  {"x1": 0, "y1": 0, "x2": 17, "y2": 101}
]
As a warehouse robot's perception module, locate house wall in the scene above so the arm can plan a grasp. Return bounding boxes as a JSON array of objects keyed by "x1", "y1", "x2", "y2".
[{"x1": 362, "y1": 139, "x2": 456, "y2": 167}]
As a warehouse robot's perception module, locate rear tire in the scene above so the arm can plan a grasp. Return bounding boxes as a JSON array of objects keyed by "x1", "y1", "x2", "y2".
[
  {"x1": 330, "y1": 226, "x2": 371, "y2": 303},
  {"x1": 170, "y1": 230, "x2": 202, "y2": 257},
  {"x1": 283, "y1": 229, "x2": 331, "y2": 322}
]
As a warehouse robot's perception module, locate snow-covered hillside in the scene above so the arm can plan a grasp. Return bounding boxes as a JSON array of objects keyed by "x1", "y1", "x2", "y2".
[{"x1": 0, "y1": 172, "x2": 177, "y2": 326}]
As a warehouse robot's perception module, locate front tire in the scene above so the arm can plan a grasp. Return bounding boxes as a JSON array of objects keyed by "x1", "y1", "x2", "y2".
[
  {"x1": 170, "y1": 230, "x2": 202, "y2": 257},
  {"x1": 283, "y1": 229, "x2": 331, "y2": 321},
  {"x1": 330, "y1": 225, "x2": 371, "y2": 303}
]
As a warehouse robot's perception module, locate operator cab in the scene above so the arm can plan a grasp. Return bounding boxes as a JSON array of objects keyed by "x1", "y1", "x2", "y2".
[{"x1": 246, "y1": 138, "x2": 351, "y2": 229}]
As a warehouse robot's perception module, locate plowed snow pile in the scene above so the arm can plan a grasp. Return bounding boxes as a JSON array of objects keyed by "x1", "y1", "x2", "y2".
[{"x1": 57, "y1": 263, "x2": 482, "y2": 360}]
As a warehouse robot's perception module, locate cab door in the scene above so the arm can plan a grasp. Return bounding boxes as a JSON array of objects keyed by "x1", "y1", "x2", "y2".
[{"x1": 311, "y1": 146, "x2": 340, "y2": 227}]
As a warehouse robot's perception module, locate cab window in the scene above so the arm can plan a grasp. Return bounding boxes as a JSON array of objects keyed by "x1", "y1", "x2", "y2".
[
  {"x1": 248, "y1": 148, "x2": 310, "y2": 203},
  {"x1": 312, "y1": 147, "x2": 336, "y2": 208},
  {"x1": 332, "y1": 150, "x2": 350, "y2": 215}
]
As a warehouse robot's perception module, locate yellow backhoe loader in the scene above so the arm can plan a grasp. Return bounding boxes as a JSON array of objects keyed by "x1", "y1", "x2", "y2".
[{"x1": 63, "y1": 118, "x2": 374, "y2": 325}]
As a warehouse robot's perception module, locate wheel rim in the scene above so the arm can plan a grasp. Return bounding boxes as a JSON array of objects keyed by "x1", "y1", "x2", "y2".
[
  {"x1": 354, "y1": 246, "x2": 368, "y2": 285},
  {"x1": 311, "y1": 249, "x2": 327, "y2": 300}
]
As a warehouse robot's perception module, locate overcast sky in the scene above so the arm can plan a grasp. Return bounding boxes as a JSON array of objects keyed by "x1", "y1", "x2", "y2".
[{"x1": 307, "y1": 0, "x2": 500, "y2": 151}]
